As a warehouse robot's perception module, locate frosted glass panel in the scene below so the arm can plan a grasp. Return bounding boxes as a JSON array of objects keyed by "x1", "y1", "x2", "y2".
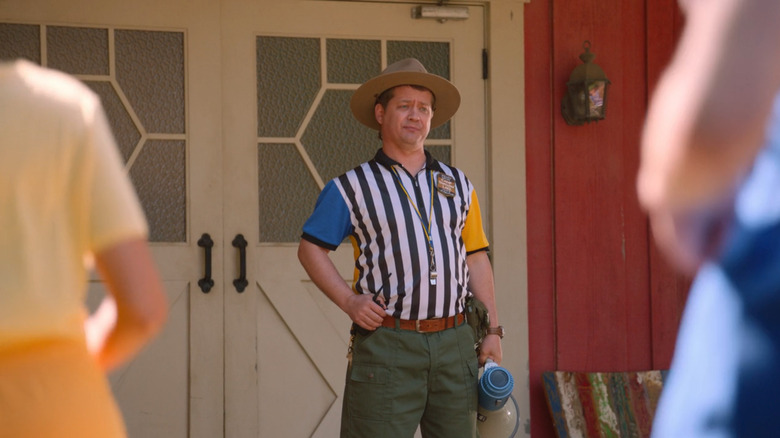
[
  {"x1": 130, "y1": 140, "x2": 187, "y2": 243},
  {"x1": 388, "y1": 40, "x2": 452, "y2": 140},
  {"x1": 301, "y1": 89, "x2": 379, "y2": 183},
  {"x1": 0, "y1": 23, "x2": 40, "y2": 63},
  {"x1": 47, "y1": 26, "x2": 109, "y2": 75},
  {"x1": 85, "y1": 81, "x2": 141, "y2": 163},
  {"x1": 115, "y1": 30, "x2": 185, "y2": 134},
  {"x1": 257, "y1": 36, "x2": 321, "y2": 138},
  {"x1": 388, "y1": 40, "x2": 450, "y2": 79},
  {"x1": 326, "y1": 39, "x2": 380, "y2": 84},
  {"x1": 258, "y1": 143, "x2": 321, "y2": 243},
  {"x1": 2, "y1": 24, "x2": 187, "y2": 243}
]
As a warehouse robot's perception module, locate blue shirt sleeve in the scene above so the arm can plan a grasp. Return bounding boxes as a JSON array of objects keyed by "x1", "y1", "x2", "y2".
[{"x1": 301, "y1": 180, "x2": 353, "y2": 250}]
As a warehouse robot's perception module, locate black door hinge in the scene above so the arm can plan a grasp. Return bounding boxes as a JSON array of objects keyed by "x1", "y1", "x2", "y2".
[{"x1": 482, "y1": 49, "x2": 488, "y2": 80}]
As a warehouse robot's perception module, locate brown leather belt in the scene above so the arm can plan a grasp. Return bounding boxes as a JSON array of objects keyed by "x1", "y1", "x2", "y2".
[{"x1": 381, "y1": 313, "x2": 465, "y2": 333}]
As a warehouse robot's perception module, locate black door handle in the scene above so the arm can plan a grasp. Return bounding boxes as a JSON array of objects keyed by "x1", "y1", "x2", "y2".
[
  {"x1": 197, "y1": 233, "x2": 214, "y2": 293},
  {"x1": 232, "y1": 234, "x2": 248, "y2": 293}
]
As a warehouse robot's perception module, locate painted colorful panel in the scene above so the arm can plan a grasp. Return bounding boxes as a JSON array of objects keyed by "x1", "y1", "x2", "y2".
[{"x1": 542, "y1": 370, "x2": 668, "y2": 438}]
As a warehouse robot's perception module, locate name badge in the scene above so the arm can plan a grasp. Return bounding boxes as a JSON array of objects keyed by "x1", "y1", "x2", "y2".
[{"x1": 436, "y1": 173, "x2": 456, "y2": 197}]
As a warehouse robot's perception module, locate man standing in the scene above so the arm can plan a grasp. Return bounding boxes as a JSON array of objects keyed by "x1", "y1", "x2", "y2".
[{"x1": 298, "y1": 58, "x2": 503, "y2": 437}]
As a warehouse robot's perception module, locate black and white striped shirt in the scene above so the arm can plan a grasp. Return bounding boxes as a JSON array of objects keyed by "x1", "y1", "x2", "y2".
[{"x1": 302, "y1": 149, "x2": 489, "y2": 320}]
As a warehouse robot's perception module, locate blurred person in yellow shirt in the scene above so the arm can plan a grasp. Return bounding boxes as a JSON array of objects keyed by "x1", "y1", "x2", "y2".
[{"x1": 0, "y1": 59, "x2": 167, "y2": 437}]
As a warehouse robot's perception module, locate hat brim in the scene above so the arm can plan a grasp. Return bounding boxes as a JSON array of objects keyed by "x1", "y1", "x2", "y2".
[{"x1": 350, "y1": 71, "x2": 461, "y2": 130}]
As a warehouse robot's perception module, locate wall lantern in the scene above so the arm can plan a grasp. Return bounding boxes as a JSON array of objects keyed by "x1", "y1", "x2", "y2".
[{"x1": 561, "y1": 41, "x2": 610, "y2": 126}]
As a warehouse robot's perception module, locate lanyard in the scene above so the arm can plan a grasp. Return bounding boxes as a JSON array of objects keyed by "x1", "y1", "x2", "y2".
[{"x1": 391, "y1": 167, "x2": 438, "y2": 285}]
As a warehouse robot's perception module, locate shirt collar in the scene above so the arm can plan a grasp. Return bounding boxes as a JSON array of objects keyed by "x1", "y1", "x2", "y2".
[{"x1": 373, "y1": 148, "x2": 445, "y2": 173}]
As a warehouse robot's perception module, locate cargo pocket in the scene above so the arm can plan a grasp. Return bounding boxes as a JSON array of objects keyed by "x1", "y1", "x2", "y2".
[
  {"x1": 456, "y1": 324, "x2": 480, "y2": 411},
  {"x1": 345, "y1": 364, "x2": 391, "y2": 420}
]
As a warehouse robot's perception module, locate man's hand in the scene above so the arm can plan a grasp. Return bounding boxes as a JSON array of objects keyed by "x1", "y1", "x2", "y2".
[
  {"x1": 345, "y1": 293, "x2": 387, "y2": 330},
  {"x1": 478, "y1": 333, "x2": 503, "y2": 367},
  {"x1": 299, "y1": 239, "x2": 387, "y2": 330}
]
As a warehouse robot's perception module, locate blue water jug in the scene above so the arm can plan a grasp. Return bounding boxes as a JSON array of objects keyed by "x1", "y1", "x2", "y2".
[{"x1": 478, "y1": 359, "x2": 514, "y2": 411}]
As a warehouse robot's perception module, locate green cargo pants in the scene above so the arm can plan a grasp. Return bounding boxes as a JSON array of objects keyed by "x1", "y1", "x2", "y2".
[{"x1": 340, "y1": 319, "x2": 479, "y2": 438}]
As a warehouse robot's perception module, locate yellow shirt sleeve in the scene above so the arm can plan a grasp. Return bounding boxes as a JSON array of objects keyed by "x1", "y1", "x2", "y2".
[{"x1": 463, "y1": 189, "x2": 489, "y2": 253}]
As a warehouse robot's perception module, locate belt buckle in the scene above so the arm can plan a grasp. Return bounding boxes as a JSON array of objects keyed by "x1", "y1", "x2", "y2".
[{"x1": 415, "y1": 320, "x2": 424, "y2": 333}]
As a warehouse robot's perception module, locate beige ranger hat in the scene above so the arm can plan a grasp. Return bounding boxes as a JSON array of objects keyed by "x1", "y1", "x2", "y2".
[{"x1": 350, "y1": 58, "x2": 461, "y2": 130}]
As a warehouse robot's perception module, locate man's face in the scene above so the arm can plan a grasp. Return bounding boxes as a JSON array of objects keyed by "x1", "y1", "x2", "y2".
[{"x1": 375, "y1": 85, "x2": 434, "y2": 150}]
